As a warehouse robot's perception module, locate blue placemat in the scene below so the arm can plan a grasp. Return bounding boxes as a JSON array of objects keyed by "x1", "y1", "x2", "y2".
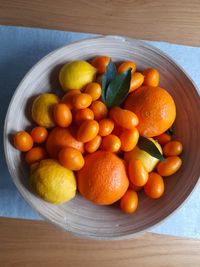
[{"x1": 0, "y1": 26, "x2": 199, "y2": 238}]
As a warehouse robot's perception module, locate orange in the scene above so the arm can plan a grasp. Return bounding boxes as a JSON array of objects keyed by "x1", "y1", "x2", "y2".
[
  {"x1": 124, "y1": 86, "x2": 176, "y2": 137},
  {"x1": 77, "y1": 151, "x2": 129, "y2": 205},
  {"x1": 46, "y1": 127, "x2": 84, "y2": 158}
]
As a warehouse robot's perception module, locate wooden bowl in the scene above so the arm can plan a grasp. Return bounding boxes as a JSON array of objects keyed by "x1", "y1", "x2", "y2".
[{"x1": 4, "y1": 36, "x2": 200, "y2": 240}]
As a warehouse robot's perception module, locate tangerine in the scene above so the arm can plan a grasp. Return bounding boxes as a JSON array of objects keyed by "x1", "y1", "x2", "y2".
[
  {"x1": 77, "y1": 151, "x2": 129, "y2": 205},
  {"x1": 124, "y1": 86, "x2": 176, "y2": 137}
]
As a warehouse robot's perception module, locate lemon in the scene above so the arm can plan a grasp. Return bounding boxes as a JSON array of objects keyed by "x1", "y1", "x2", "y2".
[
  {"x1": 124, "y1": 138, "x2": 162, "y2": 172},
  {"x1": 32, "y1": 93, "x2": 60, "y2": 128},
  {"x1": 59, "y1": 61, "x2": 97, "y2": 91},
  {"x1": 30, "y1": 159, "x2": 76, "y2": 204}
]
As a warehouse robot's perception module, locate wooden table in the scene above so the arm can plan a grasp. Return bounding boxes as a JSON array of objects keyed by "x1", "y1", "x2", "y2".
[{"x1": 1, "y1": 1, "x2": 200, "y2": 266}]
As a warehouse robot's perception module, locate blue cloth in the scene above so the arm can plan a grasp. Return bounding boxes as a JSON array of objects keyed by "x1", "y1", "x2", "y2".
[{"x1": 0, "y1": 26, "x2": 199, "y2": 238}]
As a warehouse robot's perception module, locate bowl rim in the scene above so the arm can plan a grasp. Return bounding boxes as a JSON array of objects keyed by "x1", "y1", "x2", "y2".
[{"x1": 4, "y1": 35, "x2": 200, "y2": 240}]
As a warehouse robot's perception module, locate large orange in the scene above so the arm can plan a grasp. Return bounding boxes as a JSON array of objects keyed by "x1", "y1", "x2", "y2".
[
  {"x1": 124, "y1": 86, "x2": 176, "y2": 137},
  {"x1": 46, "y1": 127, "x2": 84, "y2": 158},
  {"x1": 77, "y1": 151, "x2": 129, "y2": 205}
]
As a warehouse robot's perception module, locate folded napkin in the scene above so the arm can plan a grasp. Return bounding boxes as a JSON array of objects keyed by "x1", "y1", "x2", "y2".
[{"x1": 0, "y1": 25, "x2": 199, "y2": 238}]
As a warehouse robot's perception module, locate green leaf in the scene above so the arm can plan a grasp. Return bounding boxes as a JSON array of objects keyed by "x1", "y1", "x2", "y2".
[
  {"x1": 101, "y1": 60, "x2": 117, "y2": 102},
  {"x1": 105, "y1": 68, "x2": 132, "y2": 108},
  {"x1": 166, "y1": 127, "x2": 173, "y2": 136},
  {"x1": 137, "y1": 136, "x2": 165, "y2": 161}
]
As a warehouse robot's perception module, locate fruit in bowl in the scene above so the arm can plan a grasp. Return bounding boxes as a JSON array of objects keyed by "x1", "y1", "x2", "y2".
[
  {"x1": 12, "y1": 56, "x2": 183, "y2": 213},
  {"x1": 4, "y1": 36, "x2": 200, "y2": 239}
]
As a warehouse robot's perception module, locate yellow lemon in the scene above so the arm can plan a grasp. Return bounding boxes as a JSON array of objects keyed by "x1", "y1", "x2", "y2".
[
  {"x1": 59, "y1": 61, "x2": 97, "y2": 91},
  {"x1": 32, "y1": 93, "x2": 60, "y2": 128},
  {"x1": 30, "y1": 159, "x2": 76, "y2": 204},
  {"x1": 124, "y1": 138, "x2": 162, "y2": 172}
]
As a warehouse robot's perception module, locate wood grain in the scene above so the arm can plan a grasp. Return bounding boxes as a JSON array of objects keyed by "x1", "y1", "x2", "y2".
[
  {"x1": 1, "y1": 0, "x2": 200, "y2": 46},
  {"x1": 0, "y1": 217, "x2": 200, "y2": 267}
]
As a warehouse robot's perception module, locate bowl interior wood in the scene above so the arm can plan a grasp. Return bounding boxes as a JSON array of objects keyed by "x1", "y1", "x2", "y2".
[{"x1": 4, "y1": 36, "x2": 200, "y2": 240}]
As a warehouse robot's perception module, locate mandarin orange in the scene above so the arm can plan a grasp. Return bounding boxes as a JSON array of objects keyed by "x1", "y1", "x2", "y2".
[
  {"x1": 124, "y1": 86, "x2": 176, "y2": 137},
  {"x1": 77, "y1": 151, "x2": 129, "y2": 205}
]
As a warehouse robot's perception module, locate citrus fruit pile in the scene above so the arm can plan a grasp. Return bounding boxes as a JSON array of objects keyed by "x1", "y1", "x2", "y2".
[{"x1": 13, "y1": 56, "x2": 183, "y2": 214}]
